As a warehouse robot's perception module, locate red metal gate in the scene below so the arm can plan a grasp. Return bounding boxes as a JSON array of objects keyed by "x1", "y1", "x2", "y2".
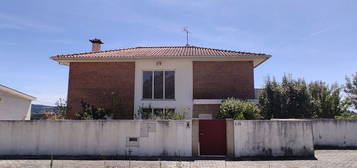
[{"x1": 199, "y1": 120, "x2": 227, "y2": 156}]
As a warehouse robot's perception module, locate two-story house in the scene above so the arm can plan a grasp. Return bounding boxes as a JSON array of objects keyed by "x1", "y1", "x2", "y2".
[{"x1": 51, "y1": 39, "x2": 270, "y2": 119}]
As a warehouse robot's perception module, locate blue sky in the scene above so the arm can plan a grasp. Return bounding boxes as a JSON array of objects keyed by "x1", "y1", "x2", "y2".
[{"x1": 0, "y1": 0, "x2": 356, "y2": 105}]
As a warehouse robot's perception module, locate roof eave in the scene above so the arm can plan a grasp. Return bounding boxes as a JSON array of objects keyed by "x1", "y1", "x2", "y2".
[
  {"x1": 0, "y1": 85, "x2": 36, "y2": 101},
  {"x1": 51, "y1": 55, "x2": 271, "y2": 66},
  {"x1": 254, "y1": 54, "x2": 272, "y2": 68}
]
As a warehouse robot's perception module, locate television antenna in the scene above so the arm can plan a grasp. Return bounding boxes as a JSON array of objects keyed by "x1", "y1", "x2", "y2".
[{"x1": 182, "y1": 27, "x2": 190, "y2": 46}]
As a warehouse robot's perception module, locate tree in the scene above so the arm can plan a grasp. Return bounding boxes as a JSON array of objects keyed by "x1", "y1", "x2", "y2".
[
  {"x1": 41, "y1": 98, "x2": 68, "y2": 120},
  {"x1": 280, "y1": 75, "x2": 313, "y2": 118},
  {"x1": 259, "y1": 75, "x2": 313, "y2": 119},
  {"x1": 309, "y1": 81, "x2": 341, "y2": 118},
  {"x1": 259, "y1": 77, "x2": 282, "y2": 119},
  {"x1": 217, "y1": 98, "x2": 261, "y2": 120},
  {"x1": 259, "y1": 75, "x2": 343, "y2": 119},
  {"x1": 54, "y1": 98, "x2": 68, "y2": 118},
  {"x1": 345, "y1": 73, "x2": 357, "y2": 110}
]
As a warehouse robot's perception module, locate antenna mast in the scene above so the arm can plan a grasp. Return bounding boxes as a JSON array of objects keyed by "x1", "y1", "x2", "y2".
[{"x1": 182, "y1": 27, "x2": 190, "y2": 46}]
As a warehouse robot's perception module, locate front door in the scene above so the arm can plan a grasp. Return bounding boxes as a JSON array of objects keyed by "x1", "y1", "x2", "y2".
[{"x1": 199, "y1": 120, "x2": 227, "y2": 156}]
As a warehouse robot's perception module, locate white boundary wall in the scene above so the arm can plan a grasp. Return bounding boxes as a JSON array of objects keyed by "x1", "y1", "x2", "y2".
[
  {"x1": 0, "y1": 120, "x2": 192, "y2": 156},
  {"x1": 234, "y1": 120, "x2": 314, "y2": 157},
  {"x1": 312, "y1": 119, "x2": 357, "y2": 148}
]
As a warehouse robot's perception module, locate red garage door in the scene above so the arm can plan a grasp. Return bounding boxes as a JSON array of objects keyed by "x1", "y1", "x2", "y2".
[{"x1": 199, "y1": 120, "x2": 227, "y2": 156}]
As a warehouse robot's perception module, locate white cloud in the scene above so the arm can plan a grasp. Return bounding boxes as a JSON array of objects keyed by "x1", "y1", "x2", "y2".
[{"x1": 307, "y1": 27, "x2": 330, "y2": 38}]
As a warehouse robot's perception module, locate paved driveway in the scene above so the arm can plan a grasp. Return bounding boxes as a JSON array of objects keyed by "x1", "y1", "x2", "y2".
[{"x1": 0, "y1": 150, "x2": 356, "y2": 168}]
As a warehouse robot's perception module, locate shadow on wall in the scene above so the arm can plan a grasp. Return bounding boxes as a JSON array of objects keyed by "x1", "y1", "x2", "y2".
[
  {"x1": 0, "y1": 119, "x2": 356, "y2": 159},
  {"x1": 234, "y1": 120, "x2": 315, "y2": 158},
  {"x1": 312, "y1": 119, "x2": 357, "y2": 149},
  {"x1": 0, "y1": 120, "x2": 192, "y2": 157}
]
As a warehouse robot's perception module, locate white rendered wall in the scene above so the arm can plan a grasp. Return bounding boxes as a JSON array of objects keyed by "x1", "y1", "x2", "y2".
[
  {"x1": 0, "y1": 120, "x2": 192, "y2": 156},
  {"x1": 134, "y1": 59, "x2": 193, "y2": 119},
  {"x1": 313, "y1": 119, "x2": 357, "y2": 148},
  {"x1": 0, "y1": 90, "x2": 32, "y2": 120},
  {"x1": 234, "y1": 120, "x2": 314, "y2": 157}
]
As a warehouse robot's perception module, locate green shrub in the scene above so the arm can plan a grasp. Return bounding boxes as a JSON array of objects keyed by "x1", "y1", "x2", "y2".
[
  {"x1": 136, "y1": 106, "x2": 186, "y2": 120},
  {"x1": 259, "y1": 75, "x2": 344, "y2": 119},
  {"x1": 217, "y1": 98, "x2": 261, "y2": 120},
  {"x1": 335, "y1": 112, "x2": 357, "y2": 119},
  {"x1": 76, "y1": 101, "x2": 112, "y2": 120}
]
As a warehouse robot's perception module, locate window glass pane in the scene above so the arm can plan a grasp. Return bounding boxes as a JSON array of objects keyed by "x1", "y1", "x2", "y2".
[
  {"x1": 142, "y1": 108, "x2": 152, "y2": 119},
  {"x1": 153, "y1": 108, "x2": 163, "y2": 116},
  {"x1": 161, "y1": 108, "x2": 175, "y2": 120},
  {"x1": 166, "y1": 108, "x2": 175, "y2": 113},
  {"x1": 166, "y1": 109, "x2": 175, "y2": 116},
  {"x1": 143, "y1": 71, "x2": 152, "y2": 99},
  {"x1": 153, "y1": 108, "x2": 163, "y2": 119},
  {"x1": 154, "y1": 71, "x2": 163, "y2": 99},
  {"x1": 165, "y1": 71, "x2": 175, "y2": 99}
]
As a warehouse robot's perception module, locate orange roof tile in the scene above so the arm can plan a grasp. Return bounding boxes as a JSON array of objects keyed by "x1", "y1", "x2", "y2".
[
  {"x1": 51, "y1": 45, "x2": 271, "y2": 67},
  {"x1": 52, "y1": 45, "x2": 269, "y2": 59}
]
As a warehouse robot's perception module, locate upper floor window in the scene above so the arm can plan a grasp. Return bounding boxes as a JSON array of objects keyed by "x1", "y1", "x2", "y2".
[{"x1": 143, "y1": 71, "x2": 175, "y2": 100}]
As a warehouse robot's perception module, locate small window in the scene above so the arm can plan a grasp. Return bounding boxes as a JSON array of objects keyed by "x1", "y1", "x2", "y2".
[
  {"x1": 153, "y1": 108, "x2": 164, "y2": 117},
  {"x1": 129, "y1": 137, "x2": 138, "y2": 142},
  {"x1": 142, "y1": 108, "x2": 153, "y2": 119},
  {"x1": 141, "y1": 108, "x2": 175, "y2": 119},
  {"x1": 126, "y1": 137, "x2": 140, "y2": 147}
]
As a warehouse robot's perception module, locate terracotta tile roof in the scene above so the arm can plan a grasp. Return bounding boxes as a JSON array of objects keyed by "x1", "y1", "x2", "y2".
[{"x1": 51, "y1": 45, "x2": 270, "y2": 60}]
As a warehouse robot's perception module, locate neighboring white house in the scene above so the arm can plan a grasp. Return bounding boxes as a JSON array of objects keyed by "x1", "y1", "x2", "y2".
[{"x1": 0, "y1": 84, "x2": 36, "y2": 120}]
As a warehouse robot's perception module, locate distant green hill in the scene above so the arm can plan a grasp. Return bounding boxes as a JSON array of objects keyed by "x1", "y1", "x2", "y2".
[{"x1": 31, "y1": 104, "x2": 56, "y2": 120}]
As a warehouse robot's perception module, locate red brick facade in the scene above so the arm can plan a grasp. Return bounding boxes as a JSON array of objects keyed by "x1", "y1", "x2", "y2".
[
  {"x1": 67, "y1": 62, "x2": 135, "y2": 119},
  {"x1": 66, "y1": 61, "x2": 255, "y2": 119},
  {"x1": 193, "y1": 61, "x2": 254, "y2": 99}
]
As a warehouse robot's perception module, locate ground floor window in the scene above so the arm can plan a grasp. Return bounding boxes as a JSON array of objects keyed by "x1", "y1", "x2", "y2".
[{"x1": 140, "y1": 108, "x2": 176, "y2": 119}]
